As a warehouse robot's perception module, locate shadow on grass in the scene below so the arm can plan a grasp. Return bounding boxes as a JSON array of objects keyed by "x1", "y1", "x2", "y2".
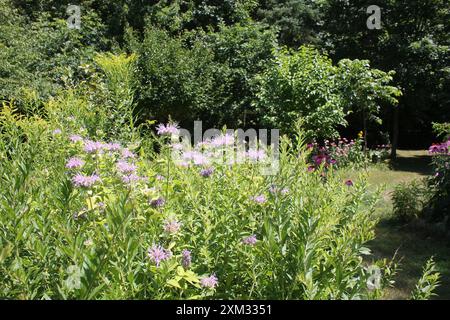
[
  {"x1": 367, "y1": 219, "x2": 450, "y2": 300},
  {"x1": 389, "y1": 152, "x2": 433, "y2": 176}
]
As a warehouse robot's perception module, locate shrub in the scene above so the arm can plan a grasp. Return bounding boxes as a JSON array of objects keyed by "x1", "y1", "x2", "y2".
[
  {"x1": 130, "y1": 22, "x2": 277, "y2": 129},
  {"x1": 130, "y1": 27, "x2": 216, "y2": 126},
  {"x1": 306, "y1": 135, "x2": 367, "y2": 170},
  {"x1": 0, "y1": 1, "x2": 110, "y2": 109},
  {"x1": 411, "y1": 258, "x2": 441, "y2": 300},
  {"x1": 432, "y1": 122, "x2": 450, "y2": 142},
  {"x1": 255, "y1": 46, "x2": 347, "y2": 140},
  {"x1": 392, "y1": 180, "x2": 429, "y2": 222},
  {"x1": 425, "y1": 138, "x2": 450, "y2": 224}
]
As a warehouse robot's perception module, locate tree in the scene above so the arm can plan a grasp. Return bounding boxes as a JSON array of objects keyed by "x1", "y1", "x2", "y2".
[
  {"x1": 255, "y1": 0, "x2": 325, "y2": 47},
  {"x1": 321, "y1": 0, "x2": 450, "y2": 153},
  {"x1": 255, "y1": 46, "x2": 346, "y2": 139},
  {"x1": 337, "y1": 59, "x2": 402, "y2": 152}
]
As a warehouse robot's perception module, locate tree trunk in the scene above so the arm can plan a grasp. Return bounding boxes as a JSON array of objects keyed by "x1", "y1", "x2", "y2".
[
  {"x1": 362, "y1": 109, "x2": 368, "y2": 155},
  {"x1": 391, "y1": 106, "x2": 399, "y2": 159}
]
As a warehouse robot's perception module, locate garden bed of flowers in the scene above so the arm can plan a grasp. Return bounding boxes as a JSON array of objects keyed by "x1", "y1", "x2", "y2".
[{"x1": 0, "y1": 101, "x2": 394, "y2": 299}]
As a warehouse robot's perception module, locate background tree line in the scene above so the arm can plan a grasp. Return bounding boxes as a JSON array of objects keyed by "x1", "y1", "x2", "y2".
[{"x1": 1, "y1": 0, "x2": 448, "y2": 151}]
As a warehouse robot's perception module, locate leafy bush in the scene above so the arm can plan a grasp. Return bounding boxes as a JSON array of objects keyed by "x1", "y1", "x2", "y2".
[
  {"x1": 425, "y1": 139, "x2": 450, "y2": 225},
  {"x1": 411, "y1": 258, "x2": 440, "y2": 300},
  {"x1": 432, "y1": 122, "x2": 450, "y2": 141},
  {"x1": 0, "y1": 0, "x2": 110, "y2": 108},
  {"x1": 130, "y1": 27, "x2": 216, "y2": 126},
  {"x1": 306, "y1": 134, "x2": 372, "y2": 171},
  {"x1": 337, "y1": 59, "x2": 401, "y2": 151},
  {"x1": 392, "y1": 180, "x2": 429, "y2": 222},
  {"x1": 131, "y1": 22, "x2": 277, "y2": 129},
  {"x1": 255, "y1": 46, "x2": 346, "y2": 140}
]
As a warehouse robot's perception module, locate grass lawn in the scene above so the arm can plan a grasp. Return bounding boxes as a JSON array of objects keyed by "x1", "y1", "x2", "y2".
[{"x1": 360, "y1": 150, "x2": 450, "y2": 299}]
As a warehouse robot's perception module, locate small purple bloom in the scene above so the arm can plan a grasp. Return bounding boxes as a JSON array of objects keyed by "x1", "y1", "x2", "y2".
[
  {"x1": 307, "y1": 165, "x2": 315, "y2": 172},
  {"x1": 83, "y1": 140, "x2": 105, "y2": 153},
  {"x1": 171, "y1": 143, "x2": 184, "y2": 151},
  {"x1": 345, "y1": 179, "x2": 354, "y2": 187},
  {"x1": 116, "y1": 160, "x2": 137, "y2": 174},
  {"x1": 182, "y1": 249, "x2": 192, "y2": 269},
  {"x1": 200, "y1": 167, "x2": 214, "y2": 178},
  {"x1": 121, "y1": 174, "x2": 143, "y2": 184},
  {"x1": 156, "y1": 123, "x2": 180, "y2": 136},
  {"x1": 69, "y1": 134, "x2": 83, "y2": 143},
  {"x1": 163, "y1": 219, "x2": 182, "y2": 234},
  {"x1": 148, "y1": 245, "x2": 172, "y2": 267},
  {"x1": 200, "y1": 274, "x2": 218, "y2": 289},
  {"x1": 66, "y1": 157, "x2": 85, "y2": 169},
  {"x1": 192, "y1": 153, "x2": 210, "y2": 166},
  {"x1": 247, "y1": 149, "x2": 266, "y2": 161},
  {"x1": 52, "y1": 129, "x2": 62, "y2": 135},
  {"x1": 105, "y1": 142, "x2": 122, "y2": 152},
  {"x1": 121, "y1": 148, "x2": 135, "y2": 159},
  {"x1": 150, "y1": 197, "x2": 165, "y2": 208},
  {"x1": 242, "y1": 235, "x2": 257, "y2": 246},
  {"x1": 72, "y1": 173, "x2": 101, "y2": 188},
  {"x1": 250, "y1": 194, "x2": 267, "y2": 204},
  {"x1": 211, "y1": 134, "x2": 234, "y2": 147}
]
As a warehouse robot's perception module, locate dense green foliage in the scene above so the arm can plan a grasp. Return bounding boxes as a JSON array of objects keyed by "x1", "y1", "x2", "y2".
[
  {"x1": 1, "y1": 1, "x2": 446, "y2": 300},
  {"x1": 0, "y1": 57, "x2": 395, "y2": 298},
  {"x1": 2, "y1": 0, "x2": 447, "y2": 146}
]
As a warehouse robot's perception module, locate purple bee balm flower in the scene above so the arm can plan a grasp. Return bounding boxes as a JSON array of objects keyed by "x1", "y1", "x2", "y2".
[
  {"x1": 247, "y1": 149, "x2": 266, "y2": 161},
  {"x1": 345, "y1": 179, "x2": 354, "y2": 187},
  {"x1": 121, "y1": 174, "x2": 143, "y2": 184},
  {"x1": 211, "y1": 134, "x2": 234, "y2": 147},
  {"x1": 242, "y1": 235, "x2": 257, "y2": 246},
  {"x1": 121, "y1": 148, "x2": 135, "y2": 159},
  {"x1": 200, "y1": 274, "x2": 218, "y2": 289},
  {"x1": 66, "y1": 157, "x2": 85, "y2": 169},
  {"x1": 105, "y1": 142, "x2": 122, "y2": 152},
  {"x1": 251, "y1": 194, "x2": 267, "y2": 204},
  {"x1": 148, "y1": 245, "x2": 172, "y2": 267},
  {"x1": 69, "y1": 134, "x2": 83, "y2": 143},
  {"x1": 163, "y1": 219, "x2": 182, "y2": 234},
  {"x1": 83, "y1": 140, "x2": 105, "y2": 153},
  {"x1": 182, "y1": 249, "x2": 192, "y2": 269},
  {"x1": 150, "y1": 197, "x2": 165, "y2": 208},
  {"x1": 269, "y1": 185, "x2": 289, "y2": 195},
  {"x1": 182, "y1": 150, "x2": 195, "y2": 160},
  {"x1": 156, "y1": 123, "x2": 180, "y2": 136},
  {"x1": 178, "y1": 161, "x2": 190, "y2": 168},
  {"x1": 72, "y1": 173, "x2": 101, "y2": 188},
  {"x1": 116, "y1": 160, "x2": 137, "y2": 174},
  {"x1": 307, "y1": 165, "x2": 315, "y2": 172},
  {"x1": 200, "y1": 167, "x2": 214, "y2": 178},
  {"x1": 156, "y1": 175, "x2": 165, "y2": 181},
  {"x1": 171, "y1": 143, "x2": 184, "y2": 151},
  {"x1": 52, "y1": 128, "x2": 62, "y2": 135},
  {"x1": 192, "y1": 153, "x2": 210, "y2": 166}
]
